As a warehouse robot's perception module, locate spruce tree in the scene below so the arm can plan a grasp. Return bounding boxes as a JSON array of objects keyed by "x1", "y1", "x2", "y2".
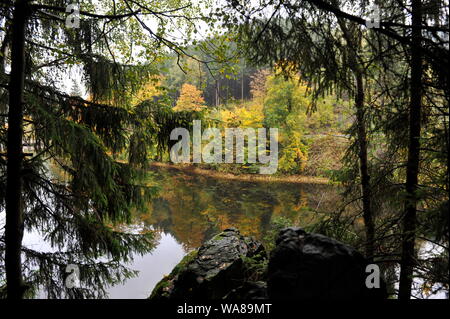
[
  {"x1": 222, "y1": 0, "x2": 449, "y2": 298},
  {"x1": 0, "y1": 0, "x2": 204, "y2": 299}
]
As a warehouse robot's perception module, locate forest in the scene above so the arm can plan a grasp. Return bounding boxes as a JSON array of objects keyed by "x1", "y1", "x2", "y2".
[{"x1": 0, "y1": 0, "x2": 448, "y2": 301}]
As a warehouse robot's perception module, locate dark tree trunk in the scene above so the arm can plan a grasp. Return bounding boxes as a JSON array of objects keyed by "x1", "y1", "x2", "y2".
[
  {"x1": 338, "y1": 19, "x2": 374, "y2": 261},
  {"x1": 355, "y1": 72, "x2": 374, "y2": 261},
  {"x1": 399, "y1": 0, "x2": 423, "y2": 300},
  {"x1": 5, "y1": 0, "x2": 29, "y2": 299}
]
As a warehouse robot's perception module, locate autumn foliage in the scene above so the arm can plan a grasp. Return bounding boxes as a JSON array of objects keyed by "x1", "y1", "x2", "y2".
[{"x1": 174, "y1": 83, "x2": 206, "y2": 112}]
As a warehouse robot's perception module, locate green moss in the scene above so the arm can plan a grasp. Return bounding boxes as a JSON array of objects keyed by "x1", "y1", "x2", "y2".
[
  {"x1": 212, "y1": 233, "x2": 227, "y2": 241},
  {"x1": 171, "y1": 250, "x2": 198, "y2": 276},
  {"x1": 149, "y1": 278, "x2": 172, "y2": 299},
  {"x1": 263, "y1": 216, "x2": 294, "y2": 251},
  {"x1": 149, "y1": 250, "x2": 198, "y2": 299},
  {"x1": 241, "y1": 253, "x2": 268, "y2": 282}
]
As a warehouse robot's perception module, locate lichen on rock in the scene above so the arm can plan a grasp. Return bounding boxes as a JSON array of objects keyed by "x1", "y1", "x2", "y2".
[
  {"x1": 149, "y1": 228, "x2": 266, "y2": 300},
  {"x1": 149, "y1": 227, "x2": 387, "y2": 300}
]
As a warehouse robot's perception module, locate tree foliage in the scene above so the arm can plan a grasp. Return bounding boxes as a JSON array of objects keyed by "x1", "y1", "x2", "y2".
[
  {"x1": 0, "y1": 0, "x2": 209, "y2": 298},
  {"x1": 173, "y1": 83, "x2": 206, "y2": 112}
]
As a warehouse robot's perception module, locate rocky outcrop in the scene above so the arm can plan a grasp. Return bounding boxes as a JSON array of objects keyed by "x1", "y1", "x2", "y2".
[
  {"x1": 149, "y1": 227, "x2": 387, "y2": 300},
  {"x1": 149, "y1": 228, "x2": 266, "y2": 300},
  {"x1": 267, "y1": 227, "x2": 387, "y2": 299}
]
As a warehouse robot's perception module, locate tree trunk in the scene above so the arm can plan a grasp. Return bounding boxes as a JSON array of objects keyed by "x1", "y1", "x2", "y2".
[
  {"x1": 355, "y1": 72, "x2": 374, "y2": 261},
  {"x1": 399, "y1": 0, "x2": 423, "y2": 300},
  {"x1": 338, "y1": 19, "x2": 374, "y2": 261},
  {"x1": 5, "y1": 0, "x2": 29, "y2": 299},
  {"x1": 215, "y1": 80, "x2": 218, "y2": 106},
  {"x1": 216, "y1": 80, "x2": 220, "y2": 106},
  {"x1": 241, "y1": 66, "x2": 244, "y2": 100}
]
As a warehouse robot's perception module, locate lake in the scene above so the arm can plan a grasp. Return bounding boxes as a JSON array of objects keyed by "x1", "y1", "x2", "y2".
[
  {"x1": 105, "y1": 165, "x2": 338, "y2": 298},
  {"x1": 12, "y1": 165, "x2": 445, "y2": 298}
]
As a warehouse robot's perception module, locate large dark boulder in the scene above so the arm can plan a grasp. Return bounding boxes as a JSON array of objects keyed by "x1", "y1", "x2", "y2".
[
  {"x1": 149, "y1": 228, "x2": 266, "y2": 300},
  {"x1": 267, "y1": 227, "x2": 387, "y2": 299}
]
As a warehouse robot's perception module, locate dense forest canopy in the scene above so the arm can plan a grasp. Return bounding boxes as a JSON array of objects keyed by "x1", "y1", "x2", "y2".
[{"x1": 0, "y1": 0, "x2": 448, "y2": 300}]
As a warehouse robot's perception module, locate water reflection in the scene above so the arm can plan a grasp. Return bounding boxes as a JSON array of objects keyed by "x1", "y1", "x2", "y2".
[
  {"x1": 107, "y1": 232, "x2": 185, "y2": 299},
  {"x1": 107, "y1": 167, "x2": 338, "y2": 298},
  {"x1": 138, "y1": 166, "x2": 338, "y2": 250}
]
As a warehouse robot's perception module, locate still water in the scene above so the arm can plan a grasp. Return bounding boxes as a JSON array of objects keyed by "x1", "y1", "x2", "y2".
[
  {"x1": 104, "y1": 166, "x2": 337, "y2": 298},
  {"x1": 12, "y1": 165, "x2": 446, "y2": 298}
]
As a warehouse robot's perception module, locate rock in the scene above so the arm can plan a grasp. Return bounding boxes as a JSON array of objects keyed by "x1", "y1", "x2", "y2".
[
  {"x1": 223, "y1": 281, "x2": 268, "y2": 299},
  {"x1": 267, "y1": 227, "x2": 387, "y2": 300},
  {"x1": 149, "y1": 228, "x2": 266, "y2": 300},
  {"x1": 150, "y1": 227, "x2": 387, "y2": 300}
]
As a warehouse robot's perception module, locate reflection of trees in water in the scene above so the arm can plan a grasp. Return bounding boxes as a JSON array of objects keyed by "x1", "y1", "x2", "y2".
[{"x1": 136, "y1": 168, "x2": 339, "y2": 250}]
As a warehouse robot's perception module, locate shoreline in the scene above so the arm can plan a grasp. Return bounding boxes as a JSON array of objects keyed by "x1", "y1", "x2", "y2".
[{"x1": 148, "y1": 162, "x2": 331, "y2": 185}]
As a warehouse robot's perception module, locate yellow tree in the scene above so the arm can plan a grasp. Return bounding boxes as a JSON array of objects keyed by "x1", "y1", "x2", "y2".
[
  {"x1": 173, "y1": 83, "x2": 206, "y2": 112},
  {"x1": 131, "y1": 76, "x2": 164, "y2": 106}
]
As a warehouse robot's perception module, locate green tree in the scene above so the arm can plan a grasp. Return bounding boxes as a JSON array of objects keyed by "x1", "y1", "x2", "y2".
[
  {"x1": 222, "y1": 0, "x2": 449, "y2": 298},
  {"x1": 0, "y1": 0, "x2": 205, "y2": 299}
]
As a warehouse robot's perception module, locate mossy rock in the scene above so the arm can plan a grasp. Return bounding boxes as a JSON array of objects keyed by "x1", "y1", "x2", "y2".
[
  {"x1": 149, "y1": 250, "x2": 198, "y2": 299},
  {"x1": 149, "y1": 228, "x2": 267, "y2": 300}
]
